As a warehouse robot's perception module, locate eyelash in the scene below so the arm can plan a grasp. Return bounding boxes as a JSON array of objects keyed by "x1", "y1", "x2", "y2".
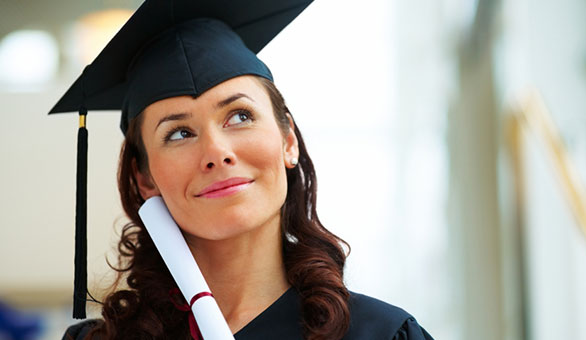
[
  {"x1": 162, "y1": 109, "x2": 255, "y2": 143},
  {"x1": 224, "y1": 109, "x2": 254, "y2": 127},
  {"x1": 163, "y1": 126, "x2": 193, "y2": 143}
]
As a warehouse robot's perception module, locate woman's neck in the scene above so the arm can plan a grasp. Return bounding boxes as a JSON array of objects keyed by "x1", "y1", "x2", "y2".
[{"x1": 184, "y1": 212, "x2": 290, "y2": 333}]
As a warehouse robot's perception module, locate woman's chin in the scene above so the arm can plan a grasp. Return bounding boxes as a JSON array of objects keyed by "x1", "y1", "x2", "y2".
[
  {"x1": 181, "y1": 213, "x2": 281, "y2": 245},
  {"x1": 180, "y1": 221, "x2": 257, "y2": 242}
]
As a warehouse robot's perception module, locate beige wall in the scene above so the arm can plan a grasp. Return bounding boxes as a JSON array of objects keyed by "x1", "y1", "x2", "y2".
[{"x1": 0, "y1": 87, "x2": 124, "y2": 304}]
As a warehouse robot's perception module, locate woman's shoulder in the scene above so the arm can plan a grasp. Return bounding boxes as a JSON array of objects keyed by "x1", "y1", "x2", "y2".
[
  {"x1": 345, "y1": 292, "x2": 434, "y2": 340},
  {"x1": 62, "y1": 319, "x2": 102, "y2": 340}
]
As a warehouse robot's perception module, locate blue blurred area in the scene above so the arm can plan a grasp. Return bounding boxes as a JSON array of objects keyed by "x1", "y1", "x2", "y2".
[{"x1": 0, "y1": 301, "x2": 43, "y2": 340}]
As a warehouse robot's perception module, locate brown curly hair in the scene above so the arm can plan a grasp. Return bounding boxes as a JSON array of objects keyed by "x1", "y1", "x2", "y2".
[{"x1": 88, "y1": 77, "x2": 351, "y2": 340}]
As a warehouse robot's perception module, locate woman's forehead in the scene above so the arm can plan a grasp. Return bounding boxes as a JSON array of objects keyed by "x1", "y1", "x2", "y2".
[{"x1": 142, "y1": 75, "x2": 268, "y2": 119}]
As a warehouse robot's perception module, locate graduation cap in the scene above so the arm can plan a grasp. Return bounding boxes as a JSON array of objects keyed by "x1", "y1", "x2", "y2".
[{"x1": 48, "y1": 0, "x2": 313, "y2": 319}]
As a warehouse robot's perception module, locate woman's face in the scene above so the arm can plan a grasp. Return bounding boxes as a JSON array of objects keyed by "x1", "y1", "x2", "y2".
[{"x1": 136, "y1": 76, "x2": 298, "y2": 241}]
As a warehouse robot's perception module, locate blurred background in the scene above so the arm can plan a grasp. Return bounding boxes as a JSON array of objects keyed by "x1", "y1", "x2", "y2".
[{"x1": 1, "y1": 0, "x2": 585, "y2": 339}]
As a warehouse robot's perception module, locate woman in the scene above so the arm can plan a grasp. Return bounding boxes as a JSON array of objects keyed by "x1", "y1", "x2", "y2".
[{"x1": 56, "y1": 1, "x2": 433, "y2": 339}]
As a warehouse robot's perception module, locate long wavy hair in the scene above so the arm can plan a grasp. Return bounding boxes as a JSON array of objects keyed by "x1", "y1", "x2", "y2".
[{"x1": 88, "y1": 77, "x2": 350, "y2": 340}]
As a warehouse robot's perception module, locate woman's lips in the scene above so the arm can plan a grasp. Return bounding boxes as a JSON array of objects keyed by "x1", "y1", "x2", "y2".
[{"x1": 196, "y1": 177, "x2": 253, "y2": 198}]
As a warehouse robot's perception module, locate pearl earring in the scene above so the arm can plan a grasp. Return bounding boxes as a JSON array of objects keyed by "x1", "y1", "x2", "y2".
[{"x1": 290, "y1": 158, "x2": 298, "y2": 166}]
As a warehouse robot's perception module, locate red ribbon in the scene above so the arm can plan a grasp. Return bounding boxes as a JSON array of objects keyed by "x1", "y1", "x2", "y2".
[{"x1": 169, "y1": 288, "x2": 214, "y2": 340}]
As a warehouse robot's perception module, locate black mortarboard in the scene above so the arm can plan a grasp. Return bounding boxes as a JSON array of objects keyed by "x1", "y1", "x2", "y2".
[{"x1": 48, "y1": 0, "x2": 313, "y2": 319}]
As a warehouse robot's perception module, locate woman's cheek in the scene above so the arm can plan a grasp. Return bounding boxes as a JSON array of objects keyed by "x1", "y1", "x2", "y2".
[{"x1": 149, "y1": 152, "x2": 192, "y2": 195}]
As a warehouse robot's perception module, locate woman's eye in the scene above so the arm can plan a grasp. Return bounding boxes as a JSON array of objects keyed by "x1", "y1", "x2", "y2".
[
  {"x1": 225, "y1": 110, "x2": 251, "y2": 126},
  {"x1": 167, "y1": 129, "x2": 193, "y2": 141}
]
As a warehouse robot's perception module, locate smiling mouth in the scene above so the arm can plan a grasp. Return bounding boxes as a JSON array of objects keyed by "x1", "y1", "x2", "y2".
[{"x1": 196, "y1": 177, "x2": 254, "y2": 198}]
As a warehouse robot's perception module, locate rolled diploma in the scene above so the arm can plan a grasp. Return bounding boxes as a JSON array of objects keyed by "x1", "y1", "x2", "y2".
[{"x1": 139, "y1": 196, "x2": 234, "y2": 340}]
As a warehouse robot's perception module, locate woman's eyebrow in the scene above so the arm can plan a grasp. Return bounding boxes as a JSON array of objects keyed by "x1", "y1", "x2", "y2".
[
  {"x1": 216, "y1": 93, "x2": 254, "y2": 109},
  {"x1": 155, "y1": 112, "x2": 192, "y2": 131}
]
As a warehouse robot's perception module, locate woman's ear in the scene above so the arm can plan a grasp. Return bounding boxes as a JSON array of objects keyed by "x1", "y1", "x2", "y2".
[
  {"x1": 132, "y1": 159, "x2": 161, "y2": 199},
  {"x1": 283, "y1": 113, "x2": 299, "y2": 168}
]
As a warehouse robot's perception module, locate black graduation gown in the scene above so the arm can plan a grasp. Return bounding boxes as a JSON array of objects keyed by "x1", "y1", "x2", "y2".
[{"x1": 63, "y1": 288, "x2": 433, "y2": 340}]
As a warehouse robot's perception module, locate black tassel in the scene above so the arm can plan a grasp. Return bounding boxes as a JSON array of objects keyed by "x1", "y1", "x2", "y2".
[{"x1": 73, "y1": 109, "x2": 88, "y2": 319}]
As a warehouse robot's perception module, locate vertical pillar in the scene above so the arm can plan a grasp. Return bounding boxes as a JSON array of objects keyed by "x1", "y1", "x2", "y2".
[{"x1": 447, "y1": 1, "x2": 505, "y2": 339}]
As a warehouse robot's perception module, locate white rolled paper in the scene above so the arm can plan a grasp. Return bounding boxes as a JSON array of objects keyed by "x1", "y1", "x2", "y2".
[{"x1": 139, "y1": 196, "x2": 235, "y2": 340}]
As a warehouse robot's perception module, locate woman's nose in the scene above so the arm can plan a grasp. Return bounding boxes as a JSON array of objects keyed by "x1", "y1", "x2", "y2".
[{"x1": 199, "y1": 132, "x2": 235, "y2": 171}]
